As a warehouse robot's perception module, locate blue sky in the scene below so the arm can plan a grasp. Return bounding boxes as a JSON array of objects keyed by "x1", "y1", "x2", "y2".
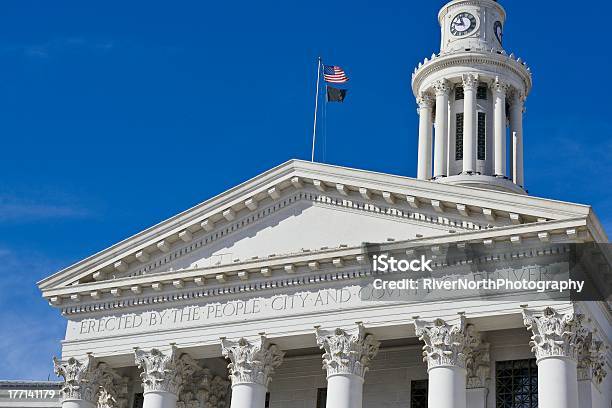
[{"x1": 0, "y1": 0, "x2": 610, "y2": 380}]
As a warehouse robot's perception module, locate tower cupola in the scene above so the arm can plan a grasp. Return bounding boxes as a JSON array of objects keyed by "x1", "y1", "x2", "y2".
[{"x1": 411, "y1": 0, "x2": 532, "y2": 194}]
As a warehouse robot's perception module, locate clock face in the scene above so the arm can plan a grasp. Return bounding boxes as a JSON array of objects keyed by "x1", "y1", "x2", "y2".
[
  {"x1": 450, "y1": 12, "x2": 477, "y2": 36},
  {"x1": 494, "y1": 21, "x2": 503, "y2": 45}
]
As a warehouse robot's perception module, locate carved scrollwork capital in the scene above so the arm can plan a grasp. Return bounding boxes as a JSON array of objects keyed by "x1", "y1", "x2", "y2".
[
  {"x1": 221, "y1": 335, "x2": 284, "y2": 387},
  {"x1": 461, "y1": 73, "x2": 479, "y2": 90},
  {"x1": 522, "y1": 306, "x2": 586, "y2": 361},
  {"x1": 414, "y1": 314, "x2": 477, "y2": 370},
  {"x1": 176, "y1": 368, "x2": 230, "y2": 408},
  {"x1": 464, "y1": 326, "x2": 490, "y2": 389},
  {"x1": 96, "y1": 364, "x2": 129, "y2": 408},
  {"x1": 576, "y1": 329, "x2": 609, "y2": 385},
  {"x1": 492, "y1": 77, "x2": 510, "y2": 95},
  {"x1": 416, "y1": 93, "x2": 435, "y2": 110},
  {"x1": 315, "y1": 323, "x2": 380, "y2": 379},
  {"x1": 433, "y1": 79, "x2": 451, "y2": 97},
  {"x1": 54, "y1": 354, "x2": 105, "y2": 404},
  {"x1": 134, "y1": 346, "x2": 200, "y2": 396}
]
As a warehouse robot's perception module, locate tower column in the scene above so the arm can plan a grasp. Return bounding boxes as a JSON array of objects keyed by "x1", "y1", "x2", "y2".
[
  {"x1": 462, "y1": 74, "x2": 478, "y2": 174},
  {"x1": 315, "y1": 323, "x2": 380, "y2": 408},
  {"x1": 417, "y1": 94, "x2": 435, "y2": 180},
  {"x1": 522, "y1": 307, "x2": 582, "y2": 408},
  {"x1": 433, "y1": 80, "x2": 451, "y2": 178},
  {"x1": 221, "y1": 335, "x2": 284, "y2": 408},
  {"x1": 509, "y1": 91, "x2": 524, "y2": 186},
  {"x1": 493, "y1": 78, "x2": 509, "y2": 177}
]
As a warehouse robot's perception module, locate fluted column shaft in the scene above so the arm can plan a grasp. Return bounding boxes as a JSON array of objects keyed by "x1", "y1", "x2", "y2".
[
  {"x1": 315, "y1": 323, "x2": 379, "y2": 408},
  {"x1": 221, "y1": 335, "x2": 284, "y2": 408},
  {"x1": 493, "y1": 79, "x2": 508, "y2": 177},
  {"x1": 509, "y1": 92, "x2": 524, "y2": 186},
  {"x1": 417, "y1": 95, "x2": 434, "y2": 180},
  {"x1": 414, "y1": 315, "x2": 480, "y2": 408},
  {"x1": 434, "y1": 80, "x2": 451, "y2": 178},
  {"x1": 522, "y1": 307, "x2": 584, "y2": 408},
  {"x1": 462, "y1": 74, "x2": 478, "y2": 174}
]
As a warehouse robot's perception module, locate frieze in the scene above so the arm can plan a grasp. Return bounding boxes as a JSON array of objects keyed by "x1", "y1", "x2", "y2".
[{"x1": 60, "y1": 241, "x2": 572, "y2": 317}]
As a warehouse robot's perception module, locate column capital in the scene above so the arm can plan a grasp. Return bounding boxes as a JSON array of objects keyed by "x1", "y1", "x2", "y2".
[
  {"x1": 522, "y1": 306, "x2": 586, "y2": 361},
  {"x1": 221, "y1": 335, "x2": 284, "y2": 387},
  {"x1": 315, "y1": 322, "x2": 380, "y2": 379},
  {"x1": 576, "y1": 330, "x2": 609, "y2": 385},
  {"x1": 97, "y1": 363, "x2": 130, "y2": 408},
  {"x1": 465, "y1": 329, "x2": 490, "y2": 389},
  {"x1": 53, "y1": 354, "x2": 104, "y2": 404},
  {"x1": 492, "y1": 77, "x2": 510, "y2": 95},
  {"x1": 414, "y1": 315, "x2": 478, "y2": 370},
  {"x1": 508, "y1": 88, "x2": 525, "y2": 105},
  {"x1": 417, "y1": 93, "x2": 435, "y2": 109},
  {"x1": 134, "y1": 345, "x2": 201, "y2": 395},
  {"x1": 461, "y1": 73, "x2": 479, "y2": 90},
  {"x1": 433, "y1": 79, "x2": 452, "y2": 96},
  {"x1": 176, "y1": 368, "x2": 230, "y2": 408}
]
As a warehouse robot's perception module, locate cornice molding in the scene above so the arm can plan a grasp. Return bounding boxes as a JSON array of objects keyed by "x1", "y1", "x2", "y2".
[
  {"x1": 38, "y1": 160, "x2": 597, "y2": 297},
  {"x1": 412, "y1": 51, "x2": 532, "y2": 96},
  {"x1": 47, "y1": 218, "x2": 589, "y2": 315}
]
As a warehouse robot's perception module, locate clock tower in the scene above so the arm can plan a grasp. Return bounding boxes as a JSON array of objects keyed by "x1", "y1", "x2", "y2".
[
  {"x1": 439, "y1": 0, "x2": 506, "y2": 53},
  {"x1": 412, "y1": 0, "x2": 532, "y2": 194}
]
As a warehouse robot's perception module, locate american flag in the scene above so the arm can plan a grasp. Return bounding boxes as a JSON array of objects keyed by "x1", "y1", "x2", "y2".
[{"x1": 323, "y1": 65, "x2": 349, "y2": 83}]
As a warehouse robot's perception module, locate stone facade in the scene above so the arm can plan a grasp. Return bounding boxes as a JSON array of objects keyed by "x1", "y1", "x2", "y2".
[{"x1": 34, "y1": 1, "x2": 611, "y2": 408}]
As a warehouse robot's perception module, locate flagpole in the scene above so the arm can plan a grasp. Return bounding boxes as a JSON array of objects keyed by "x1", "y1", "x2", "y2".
[{"x1": 311, "y1": 57, "x2": 322, "y2": 162}]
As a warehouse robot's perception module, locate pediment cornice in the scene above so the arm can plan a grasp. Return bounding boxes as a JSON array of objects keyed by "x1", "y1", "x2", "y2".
[
  {"x1": 38, "y1": 160, "x2": 600, "y2": 295},
  {"x1": 43, "y1": 217, "x2": 591, "y2": 314}
]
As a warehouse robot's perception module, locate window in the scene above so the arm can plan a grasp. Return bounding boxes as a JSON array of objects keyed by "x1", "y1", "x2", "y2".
[
  {"x1": 410, "y1": 379, "x2": 428, "y2": 408},
  {"x1": 265, "y1": 392, "x2": 270, "y2": 408},
  {"x1": 495, "y1": 359, "x2": 538, "y2": 408},
  {"x1": 455, "y1": 86, "x2": 464, "y2": 100},
  {"x1": 316, "y1": 388, "x2": 327, "y2": 408},
  {"x1": 477, "y1": 112, "x2": 486, "y2": 160},
  {"x1": 455, "y1": 113, "x2": 464, "y2": 160},
  {"x1": 132, "y1": 393, "x2": 143, "y2": 408},
  {"x1": 477, "y1": 84, "x2": 488, "y2": 99}
]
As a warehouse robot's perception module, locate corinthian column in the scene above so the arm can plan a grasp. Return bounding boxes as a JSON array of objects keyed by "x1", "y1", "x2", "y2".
[
  {"x1": 54, "y1": 354, "x2": 104, "y2": 408},
  {"x1": 221, "y1": 335, "x2": 284, "y2": 408},
  {"x1": 433, "y1": 80, "x2": 451, "y2": 178},
  {"x1": 315, "y1": 323, "x2": 380, "y2": 408},
  {"x1": 462, "y1": 74, "x2": 478, "y2": 174},
  {"x1": 522, "y1": 306, "x2": 583, "y2": 408},
  {"x1": 414, "y1": 314, "x2": 478, "y2": 408},
  {"x1": 493, "y1": 78, "x2": 509, "y2": 177},
  {"x1": 134, "y1": 346, "x2": 201, "y2": 408},
  {"x1": 417, "y1": 94, "x2": 435, "y2": 180}
]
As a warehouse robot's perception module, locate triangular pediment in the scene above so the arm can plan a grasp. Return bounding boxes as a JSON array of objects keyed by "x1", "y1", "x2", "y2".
[{"x1": 38, "y1": 159, "x2": 604, "y2": 297}]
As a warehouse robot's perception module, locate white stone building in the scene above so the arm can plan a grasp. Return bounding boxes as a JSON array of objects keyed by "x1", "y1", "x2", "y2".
[{"x1": 33, "y1": 1, "x2": 611, "y2": 408}]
